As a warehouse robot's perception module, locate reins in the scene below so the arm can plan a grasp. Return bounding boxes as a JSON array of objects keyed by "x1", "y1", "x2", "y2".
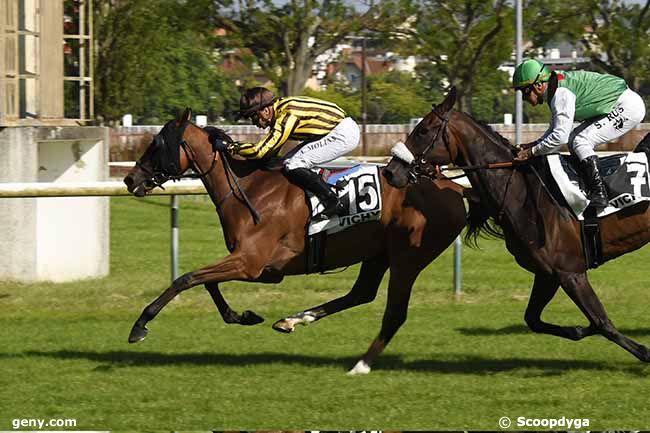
[
  {"x1": 151, "y1": 128, "x2": 262, "y2": 225},
  {"x1": 179, "y1": 140, "x2": 219, "y2": 179},
  {"x1": 415, "y1": 160, "x2": 519, "y2": 181},
  {"x1": 219, "y1": 151, "x2": 262, "y2": 224}
]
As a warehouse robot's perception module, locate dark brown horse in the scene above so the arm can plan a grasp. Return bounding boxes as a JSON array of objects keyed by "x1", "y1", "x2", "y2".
[
  {"x1": 384, "y1": 87, "x2": 650, "y2": 362},
  {"x1": 123, "y1": 108, "x2": 467, "y2": 373}
]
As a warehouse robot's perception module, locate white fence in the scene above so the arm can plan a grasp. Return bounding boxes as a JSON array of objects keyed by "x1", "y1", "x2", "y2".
[
  {"x1": 0, "y1": 179, "x2": 205, "y2": 197},
  {"x1": 0, "y1": 177, "x2": 464, "y2": 293}
]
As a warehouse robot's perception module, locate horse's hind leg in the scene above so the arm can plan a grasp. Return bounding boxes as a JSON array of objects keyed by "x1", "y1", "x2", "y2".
[
  {"x1": 272, "y1": 254, "x2": 389, "y2": 333},
  {"x1": 205, "y1": 283, "x2": 264, "y2": 326},
  {"x1": 349, "y1": 264, "x2": 418, "y2": 375},
  {"x1": 559, "y1": 271, "x2": 650, "y2": 362},
  {"x1": 525, "y1": 273, "x2": 596, "y2": 340},
  {"x1": 128, "y1": 253, "x2": 260, "y2": 343}
]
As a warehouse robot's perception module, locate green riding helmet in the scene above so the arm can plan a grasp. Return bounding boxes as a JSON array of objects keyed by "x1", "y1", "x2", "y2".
[{"x1": 512, "y1": 58, "x2": 551, "y2": 89}]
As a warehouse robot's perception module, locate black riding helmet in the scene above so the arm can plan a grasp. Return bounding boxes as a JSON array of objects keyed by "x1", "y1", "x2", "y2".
[{"x1": 236, "y1": 87, "x2": 276, "y2": 120}]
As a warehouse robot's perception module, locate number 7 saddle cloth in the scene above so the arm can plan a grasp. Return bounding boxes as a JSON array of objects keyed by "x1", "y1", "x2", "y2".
[{"x1": 546, "y1": 152, "x2": 650, "y2": 220}]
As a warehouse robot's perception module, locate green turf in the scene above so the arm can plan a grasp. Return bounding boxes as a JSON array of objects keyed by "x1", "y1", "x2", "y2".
[{"x1": 1, "y1": 196, "x2": 649, "y2": 430}]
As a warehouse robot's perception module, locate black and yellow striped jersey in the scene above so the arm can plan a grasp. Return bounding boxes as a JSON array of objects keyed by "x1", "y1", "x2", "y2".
[{"x1": 235, "y1": 96, "x2": 346, "y2": 159}]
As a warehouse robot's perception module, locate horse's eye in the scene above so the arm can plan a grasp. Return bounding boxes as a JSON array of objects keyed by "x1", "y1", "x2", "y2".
[{"x1": 417, "y1": 127, "x2": 429, "y2": 136}]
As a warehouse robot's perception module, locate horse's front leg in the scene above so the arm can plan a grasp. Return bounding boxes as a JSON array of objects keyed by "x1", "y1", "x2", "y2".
[
  {"x1": 348, "y1": 261, "x2": 418, "y2": 375},
  {"x1": 128, "y1": 252, "x2": 264, "y2": 343},
  {"x1": 524, "y1": 272, "x2": 596, "y2": 341}
]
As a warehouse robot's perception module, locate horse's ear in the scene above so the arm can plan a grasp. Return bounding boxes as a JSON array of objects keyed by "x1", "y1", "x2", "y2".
[
  {"x1": 181, "y1": 107, "x2": 192, "y2": 123},
  {"x1": 439, "y1": 86, "x2": 457, "y2": 112},
  {"x1": 431, "y1": 86, "x2": 457, "y2": 113}
]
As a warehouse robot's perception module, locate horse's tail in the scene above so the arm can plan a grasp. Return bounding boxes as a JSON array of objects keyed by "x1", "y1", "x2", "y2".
[{"x1": 464, "y1": 193, "x2": 504, "y2": 247}]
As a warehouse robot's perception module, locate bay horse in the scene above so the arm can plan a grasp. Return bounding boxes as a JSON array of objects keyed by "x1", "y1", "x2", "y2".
[
  {"x1": 123, "y1": 108, "x2": 468, "y2": 374},
  {"x1": 384, "y1": 86, "x2": 650, "y2": 362}
]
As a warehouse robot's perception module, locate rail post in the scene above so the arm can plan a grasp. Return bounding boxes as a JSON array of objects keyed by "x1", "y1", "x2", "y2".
[
  {"x1": 453, "y1": 235, "x2": 462, "y2": 295},
  {"x1": 170, "y1": 195, "x2": 180, "y2": 282}
]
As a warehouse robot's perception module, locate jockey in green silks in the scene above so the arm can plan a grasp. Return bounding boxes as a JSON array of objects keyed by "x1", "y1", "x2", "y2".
[{"x1": 513, "y1": 58, "x2": 646, "y2": 209}]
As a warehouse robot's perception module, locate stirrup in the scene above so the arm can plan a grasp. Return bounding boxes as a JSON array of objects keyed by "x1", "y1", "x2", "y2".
[
  {"x1": 315, "y1": 200, "x2": 346, "y2": 220},
  {"x1": 587, "y1": 193, "x2": 608, "y2": 209}
]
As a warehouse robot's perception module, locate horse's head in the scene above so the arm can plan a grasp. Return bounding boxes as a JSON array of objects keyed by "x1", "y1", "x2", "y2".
[
  {"x1": 124, "y1": 108, "x2": 231, "y2": 197},
  {"x1": 123, "y1": 108, "x2": 194, "y2": 196},
  {"x1": 384, "y1": 87, "x2": 459, "y2": 188}
]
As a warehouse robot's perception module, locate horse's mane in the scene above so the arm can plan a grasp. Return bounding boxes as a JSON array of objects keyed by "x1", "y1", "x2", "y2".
[
  {"x1": 458, "y1": 112, "x2": 509, "y2": 246},
  {"x1": 464, "y1": 195, "x2": 505, "y2": 246},
  {"x1": 463, "y1": 112, "x2": 513, "y2": 149}
]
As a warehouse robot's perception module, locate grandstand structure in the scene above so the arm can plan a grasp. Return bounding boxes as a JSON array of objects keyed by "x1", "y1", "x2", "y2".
[{"x1": 0, "y1": 0, "x2": 109, "y2": 283}]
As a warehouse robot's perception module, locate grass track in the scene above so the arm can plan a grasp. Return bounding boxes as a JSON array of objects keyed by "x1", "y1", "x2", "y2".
[{"x1": 1, "y1": 196, "x2": 650, "y2": 430}]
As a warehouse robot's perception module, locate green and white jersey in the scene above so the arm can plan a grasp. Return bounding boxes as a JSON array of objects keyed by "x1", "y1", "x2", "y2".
[
  {"x1": 557, "y1": 70, "x2": 627, "y2": 121},
  {"x1": 531, "y1": 70, "x2": 629, "y2": 156}
]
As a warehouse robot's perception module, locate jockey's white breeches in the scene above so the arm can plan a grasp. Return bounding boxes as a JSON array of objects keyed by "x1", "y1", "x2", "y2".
[
  {"x1": 570, "y1": 88, "x2": 646, "y2": 161},
  {"x1": 283, "y1": 117, "x2": 360, "y2": 170}
]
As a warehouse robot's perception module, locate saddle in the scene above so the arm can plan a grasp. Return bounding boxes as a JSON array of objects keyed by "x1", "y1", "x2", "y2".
[
  {"x1": 546, "y1": 145, "x2": 650, "y2": 220},
  {"x1": 304, "y1": 164, "x2": 383, "y2": 273},
  {"x1": 539, "y1": 134, "x2": 650, "y2": 269}
]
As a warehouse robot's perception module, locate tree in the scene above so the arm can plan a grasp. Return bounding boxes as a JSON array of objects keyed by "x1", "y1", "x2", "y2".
[
  {"x1": 366, "y1": 71, "x2": 433, "y2": 123},
  {"x1": 304, "y1": 71, "x2": 432, "y2": 123},
  {"x1": 399, "y1": 0, "x2": 514, "y2": 115},
  {"x1": 525, "y1": 0, "x2": 650, "y2": 120},
  {"x1": 577, "y1": 0, "x2": 650, "y2": 93},
  {"x1": 211, "y1": 0, "x2": 402, "y2": 96},
  {"x1": 94, "y1": 0, "x2": 237, "y2": 123}
]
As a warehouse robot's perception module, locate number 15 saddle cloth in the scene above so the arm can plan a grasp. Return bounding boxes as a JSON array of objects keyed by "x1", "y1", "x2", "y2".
[{"x1": 307, "y1": 164, "x2": 383, "y2": 236}]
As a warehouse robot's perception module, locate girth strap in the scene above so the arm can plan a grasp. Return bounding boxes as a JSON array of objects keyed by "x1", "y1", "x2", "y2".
[{"x1": 581, "y1": 207, "x2": 603, "y2": 269}]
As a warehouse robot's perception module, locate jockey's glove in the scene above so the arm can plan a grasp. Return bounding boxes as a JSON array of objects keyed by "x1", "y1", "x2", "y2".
[
  {"x1": 212, "y1": 137, "x2": 229, "y2": 152},
  {"x1": 512, "y1": 140, "x2": 538, "y2": 157},
  {"x1": 227, "y1": 142, "x2": 241, "y2": 155},
  {"x1": 519, "y1": 140, "x2": 539, "y2": 150},
  {"x1": 514, "y1": 147, "x2": 534, "y2": 162}
]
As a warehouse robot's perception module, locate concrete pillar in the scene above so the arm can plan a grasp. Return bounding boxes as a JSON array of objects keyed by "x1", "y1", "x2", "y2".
[{"x1": 0, "y1": 126, "x2": 110, "y2": 282}]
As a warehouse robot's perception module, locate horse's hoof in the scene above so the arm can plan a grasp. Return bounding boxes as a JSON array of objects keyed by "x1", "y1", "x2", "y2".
[
  {"x1": 128, "y1": 324, "x2": 148, "y2": 343},
  {"x1": 568, "y1": 325, "x2": 586, "y2": 341},
  {"x1": 347, "y1": 360, "x2": 371, "y2": 375},
  {"x1": 240, "y1": 310, "x2": 264, "y2": 326},
  {"x1": 272, "y1": 319, "x2": 295, "y2": 334},
  {"x1": 642, "y1": 345, "x2": 650, "y2": 362}
]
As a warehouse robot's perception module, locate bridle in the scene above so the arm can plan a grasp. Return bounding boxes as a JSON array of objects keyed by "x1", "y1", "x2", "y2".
[
  {"x1": 394, "y1": 109, "x2": 519, "y2": 183},
  {"x1": 137, "y1": 123, "x2": 219, "y2": 190},
  {"x1": 392, "y1": 109, "x2": 452, "y2": 183},
  {"x1": 391, "y1": 109, "x2": 535, "y2": 224},
  {"x1": 136, "y1": 122, "x2": 261, "y2": 224}
]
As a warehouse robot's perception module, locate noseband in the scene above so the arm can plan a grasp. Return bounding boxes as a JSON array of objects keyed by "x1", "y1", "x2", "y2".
[{"x1": 390, "y1": 110, "x2": 451, "y2": 183}]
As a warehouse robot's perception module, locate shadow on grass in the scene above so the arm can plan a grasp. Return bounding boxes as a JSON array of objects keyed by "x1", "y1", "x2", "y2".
[
  {"x1": 3, "y1": 349, "x2": 647, "y2": 376},
  {"x1": 456, "y1": 324, "x2": 530, "y2": 335},
  {"x1": 457, "y1": 324, "x2": 650, "y2": 337}
]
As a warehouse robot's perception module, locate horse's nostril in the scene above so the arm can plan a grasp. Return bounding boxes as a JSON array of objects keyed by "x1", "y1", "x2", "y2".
[{"x1": 383, "y1": 169, "x2": 393, "y2": 180}]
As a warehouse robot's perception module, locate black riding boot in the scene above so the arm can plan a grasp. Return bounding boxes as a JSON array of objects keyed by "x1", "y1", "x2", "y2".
[
  {"x1": 285, "y1": 167, "x2": 346, "y2": 219},
  {"x1": 580, "y1": 155, "x2": 608, "y2": 209}
]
